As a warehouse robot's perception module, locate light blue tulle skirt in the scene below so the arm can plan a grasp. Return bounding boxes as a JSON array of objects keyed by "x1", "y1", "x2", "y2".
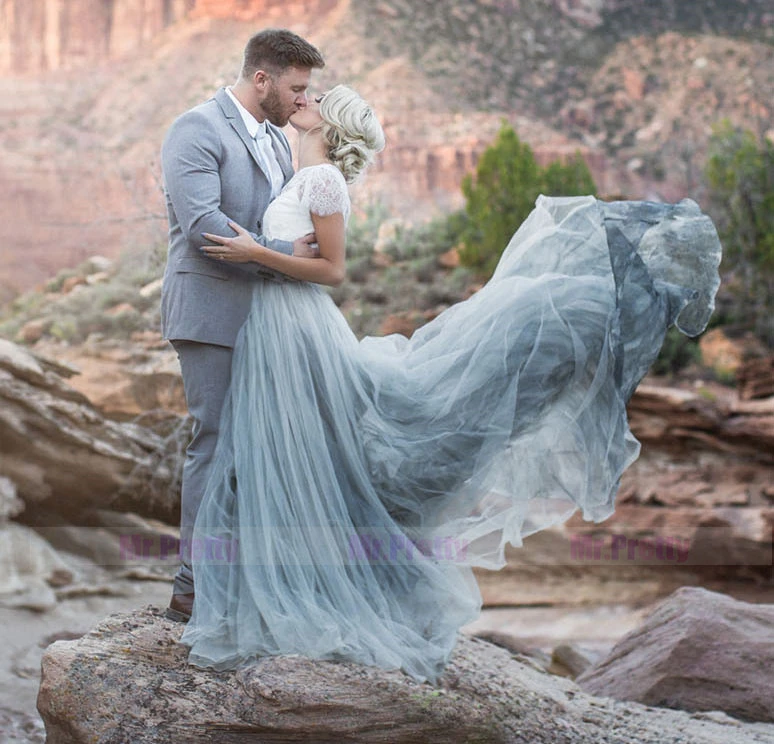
[{"x1": 179, "y1": 195, "x2": 721, "y2": 682}]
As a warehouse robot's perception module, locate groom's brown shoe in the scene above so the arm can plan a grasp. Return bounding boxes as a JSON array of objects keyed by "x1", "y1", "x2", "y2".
[{"x1": 165, "y1": 591, "x2": 194, "y2": 623}]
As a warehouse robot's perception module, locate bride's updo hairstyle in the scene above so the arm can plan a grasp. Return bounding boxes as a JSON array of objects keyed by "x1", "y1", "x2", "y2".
[{"x1": 319, "y1": 85, "x2": 385, "y2": 184}]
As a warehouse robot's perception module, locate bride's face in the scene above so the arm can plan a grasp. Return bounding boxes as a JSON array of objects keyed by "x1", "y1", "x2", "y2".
[{"x1": 289, "y1": 94, "x2": 325, "y2": 132}]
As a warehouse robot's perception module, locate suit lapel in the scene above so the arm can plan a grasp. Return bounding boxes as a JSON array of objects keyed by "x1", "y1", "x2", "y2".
[
  {"x1": 214, "y1": 87, "x2": 266, "y2": 173},
  {"x1": 215, "y1": 87, "x2": 295, "y2": 185}
]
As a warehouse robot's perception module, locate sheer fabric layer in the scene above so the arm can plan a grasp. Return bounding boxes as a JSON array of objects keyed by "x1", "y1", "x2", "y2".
[{"x1": 180, "y1": 195, "x2": 722, "y2": 683}]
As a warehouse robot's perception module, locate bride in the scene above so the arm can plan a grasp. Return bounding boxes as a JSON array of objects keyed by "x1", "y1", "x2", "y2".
[{"x1": 180, "y1": 84, "x2": 722, "y2": 683}]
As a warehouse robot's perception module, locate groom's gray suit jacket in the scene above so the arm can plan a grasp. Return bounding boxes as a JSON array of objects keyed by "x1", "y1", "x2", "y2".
[{"x1": 160, "y1": 87, "x2": 294, "y2": 348}]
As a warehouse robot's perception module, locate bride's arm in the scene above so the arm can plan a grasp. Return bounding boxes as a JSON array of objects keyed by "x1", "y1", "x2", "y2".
[{"x1": 201, "y1": 212, "x2": 346, "y2": 286}]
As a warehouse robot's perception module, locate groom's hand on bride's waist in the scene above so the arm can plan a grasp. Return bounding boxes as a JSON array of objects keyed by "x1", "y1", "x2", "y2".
[{"x1": 293, "y1": 233, "x2": 319, "y2": 258}]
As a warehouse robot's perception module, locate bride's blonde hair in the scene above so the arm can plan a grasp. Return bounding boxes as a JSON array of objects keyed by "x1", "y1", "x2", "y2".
[{"x1": 319, "y1": 85, "x2": 385, "y2": 184}]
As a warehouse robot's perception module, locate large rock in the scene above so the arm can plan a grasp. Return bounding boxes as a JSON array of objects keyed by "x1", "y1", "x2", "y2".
[
  {"x1": 0, "y1": 339, "x2": 179, "y2": 522},
  {"x1": 35, "y1": 508, "x2": 180, "y2": 572},
  {"x1": 0, "y1": 474, "x2": 23, "y2": 520},
  {"x1": 577, "y1": 587, "x2": 774, "y2": 723},
  {"x1": 551, "y1": 382, "x2": 774, "y2": 580},
  {"x1": 599, "y1": 380, "x2": 774, "y2": 572},
  {"x1": 737, "y1": 354, "x2": 774, "y2": 400},
  {"x1": 627, "y1": 383, "x2": 774, "y2": 462},
  {"x1": 37, "y1": 606, "x2": 774, "y2": 744},
  {"x1": 36, "y1": 338, "x2": 187, "y2": 419},
  {"x1": 0, "y1": 522, "x2": 73, "y2": 611},
  {"x1": 564, "y1": 502, "x2": 774, "y2": 568}
]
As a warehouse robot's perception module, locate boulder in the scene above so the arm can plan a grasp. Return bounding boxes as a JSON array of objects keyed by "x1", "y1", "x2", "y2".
[
  {"x1": 379, "y1": 312, "x2": 421, "y2": 337},
  {"x1": 626, "y1": 383, "x2": 774, "y2": 462},
  {"x1": 569, "y1": 381, "x2": 774, "y2": 576},
  {"x1": 61, "y1": 276, "x2": 86, "y2": 294},
  {"x1": 16, "y1": 317, "x2": 52, "y2": 344},
  {"x1": 550, "y1": 643, "x2": 601, "y2": 679},
  {"x1": 0, "y1": 474, "x2": 23, "y2": 520},
  {"x1": 0, "y1": 339, "x2": 179, "y2": 523},
  {"x1": 737, "y1": 354, "x2": 774, "y2": 400},
  {"x1": 85, "y1": 270, "x2": 110, "y2": 285},
  {"x1": 577, "y1": 587, "x2": 774, "y2": 723},
  {"x1": 564, "y1": 502, "x2": 774, "y2": 568},
  {"x1": 138, "y1": 277, "x2": 163, "y2": 298},
  {"x1": 36, "y1": 606, "x2": 774, "y2": 744},
  {"x1": 44, "y1": 342, "x2": 187, "y2": 419},
  {"x1": 36, "y1": 509, "x2": 180, "y2": 571},
  {"x1": 0, "y1": 522, "x2": 73, "y2": 611},
  {"x1": 83, "y1": 256, "x2": 114, "y2": 274},
  {"x1": 373, "y1": 217, "x2": 407, "y2": 254}
]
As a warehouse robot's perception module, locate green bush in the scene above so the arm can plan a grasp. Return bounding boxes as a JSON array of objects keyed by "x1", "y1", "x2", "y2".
[
  {"x1": 43, "y1": 268, "x2": 78, "y2": 294},
  {"x1": 346, "y1": 202, "x2": 388, "y2": 259},
  {"x1": 705, "y1": 121, "x2": 774, "y2": 346},
  {"x1": 411, "y1": 256, "x2": 438, "y2": 284},
  {"x1": 0, "y1": 244, "x2": 167, "y2": 345},
  {"x1": 459, "y1": 124, "x2": 596, "y2": 276},
  {"x1": 402, "y1": 211, "x2": 468, "y2": 259},
  {"x1": 346, "y1": 255, "x2": 372, "y2": 284},
  {"x1": 49, "y1": 315, "x2": 79, "y2": 342},
  {"x1": 446, "y1": 266, "x2": 476, "y2": 295},
  {"x1": 651, "y1": 326, "x2": 702, "y2": 376}
]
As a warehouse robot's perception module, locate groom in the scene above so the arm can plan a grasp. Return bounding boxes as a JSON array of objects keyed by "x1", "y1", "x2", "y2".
[{"x1": 160, "y1": 29, "x2": 325, "y2": 622}]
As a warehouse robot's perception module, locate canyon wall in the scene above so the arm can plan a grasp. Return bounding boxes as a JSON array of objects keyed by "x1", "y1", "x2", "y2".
[
  {"x1": 1, "y1": 0, "x2": 770, "y2": 299},
  {"x1": 0, "y1": 0, "x2": 335, "y2": 75},
  {"x1": 0, "y1": 0, "x2": 188, "y2": 74}
]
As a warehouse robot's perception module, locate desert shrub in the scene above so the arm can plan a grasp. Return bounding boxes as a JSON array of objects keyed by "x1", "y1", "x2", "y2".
[
  {"x1": 459, "y1": 124, "x2": 596, "y2": 276},
  {"x1": 346, "y1": 202, "x2": 389, "y2": 259},
  {"x1": 346, "y1": 255, "x2": 372, "y2": 284},
  {"x1": 411, "y1": 256, "x2": 438, "y2": 284},
  {"x1": 650, "y1": 326, "x2": 703, "y2": 376},
  {"x1": 705, "y1": 121, "x2": 774, "y2": 346}
]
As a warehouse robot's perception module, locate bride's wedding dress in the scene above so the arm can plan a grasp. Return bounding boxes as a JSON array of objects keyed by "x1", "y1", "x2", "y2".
[{"x1": 179, "y1": 163, "x2": 722, "y2": 682}]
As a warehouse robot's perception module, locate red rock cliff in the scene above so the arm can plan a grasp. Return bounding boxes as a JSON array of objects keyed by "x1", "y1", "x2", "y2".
[{"x1": 0, "y1": 0, "x2": 334, "y2": 75}]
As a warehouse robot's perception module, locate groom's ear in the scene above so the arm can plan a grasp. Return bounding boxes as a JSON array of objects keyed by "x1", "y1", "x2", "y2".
[{"x1": 253, "y1": 69, "x2": 271, "y2": 91}]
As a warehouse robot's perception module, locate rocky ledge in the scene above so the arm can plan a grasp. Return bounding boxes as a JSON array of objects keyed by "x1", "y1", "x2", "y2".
[
  {"x1": 578, "y1": 587, "x2": 774, "y2": 724},
  {"x1": 37, "y1": 593, "x2": 774, "y2": 744}
]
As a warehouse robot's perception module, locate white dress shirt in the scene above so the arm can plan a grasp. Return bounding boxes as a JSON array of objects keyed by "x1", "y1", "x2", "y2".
[{"x1": 225, "y1": 86, "x2": 284, "y2": 198}]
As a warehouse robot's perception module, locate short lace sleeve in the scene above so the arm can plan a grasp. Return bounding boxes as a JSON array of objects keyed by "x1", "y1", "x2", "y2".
[{"x1": 298, "y1": 165, "x2": 350, "y2": 218}]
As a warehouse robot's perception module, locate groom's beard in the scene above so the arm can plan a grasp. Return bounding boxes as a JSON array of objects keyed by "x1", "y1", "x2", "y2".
[{"x1": 262, "y1": 85, "x2": 293, "y2": 128}]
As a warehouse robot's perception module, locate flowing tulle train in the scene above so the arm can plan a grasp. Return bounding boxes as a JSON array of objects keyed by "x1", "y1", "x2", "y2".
[{"x1": 180, "y1": 195, "x2": 721, "y2": 682}]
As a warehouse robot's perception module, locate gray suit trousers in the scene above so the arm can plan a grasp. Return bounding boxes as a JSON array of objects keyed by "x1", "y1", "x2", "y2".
[{"x1": 170, "y1": 339, "x2": 234, "y2": 595}]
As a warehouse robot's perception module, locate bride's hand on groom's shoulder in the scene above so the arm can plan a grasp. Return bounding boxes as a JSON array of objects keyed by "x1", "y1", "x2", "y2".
[
  {"x1": 293, "y1": 233, "x2": 319, "y2": 258},
  {"x1": 201, "y1": 221, "x2": 260, "y2": 263}
]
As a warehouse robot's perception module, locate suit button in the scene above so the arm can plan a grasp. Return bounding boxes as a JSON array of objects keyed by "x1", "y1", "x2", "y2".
[{"x1": 256, "y1": 220, "x2": 262, "y2": 230}]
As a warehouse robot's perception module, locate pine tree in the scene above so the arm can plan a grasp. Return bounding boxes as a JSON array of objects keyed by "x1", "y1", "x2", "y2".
[{"x1": 459, "y1": 124, "x2": 596, "y2": 275}]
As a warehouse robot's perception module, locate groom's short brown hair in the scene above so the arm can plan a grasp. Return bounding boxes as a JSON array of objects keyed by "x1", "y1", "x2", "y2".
[{"x1": 242, "y1": 29, "x2": 324, "y2": 77}]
